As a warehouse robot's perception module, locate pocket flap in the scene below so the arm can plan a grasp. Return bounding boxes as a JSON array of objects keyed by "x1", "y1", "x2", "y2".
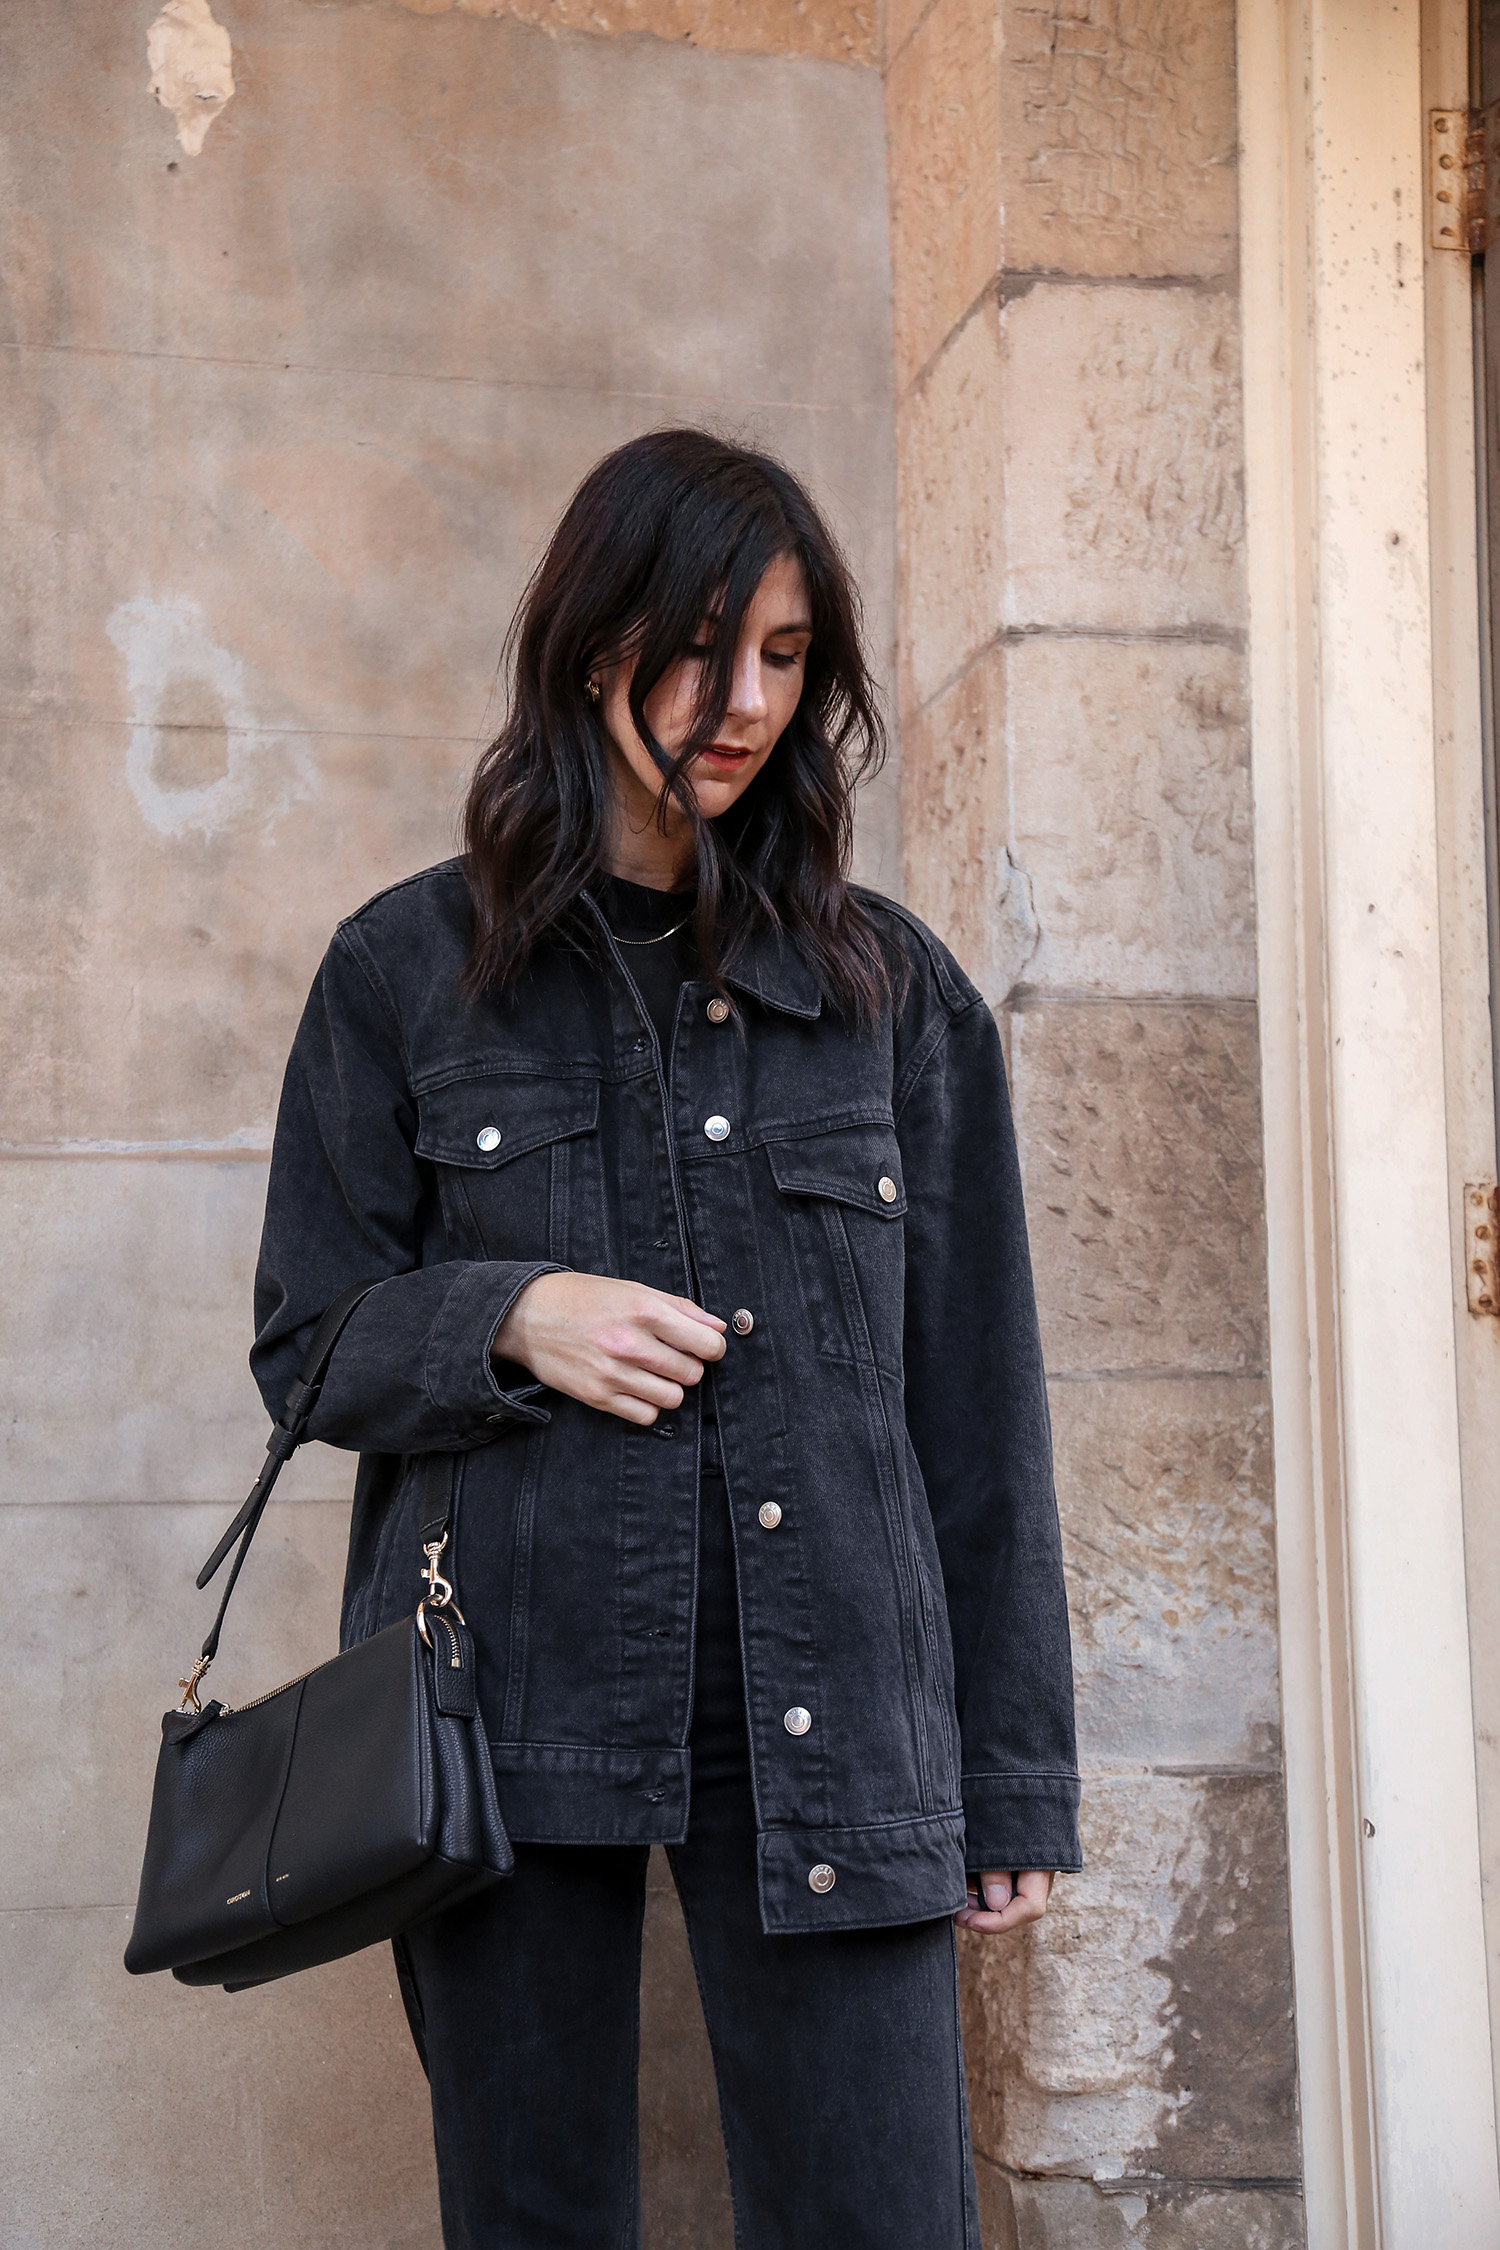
[
  {"x1": 415, "y1": 1076, "x2": 599, "y2": 1170},
  {"x1": 764, "y1": 1122, "x2": 907, "y2": 1218}
]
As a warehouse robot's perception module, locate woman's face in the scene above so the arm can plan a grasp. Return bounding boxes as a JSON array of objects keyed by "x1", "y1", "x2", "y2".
[{"x1": 597, "y1": 552, "x2": 812, "y2": 848}]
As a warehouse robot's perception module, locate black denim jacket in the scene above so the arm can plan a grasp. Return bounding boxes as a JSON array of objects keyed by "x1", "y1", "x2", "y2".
[{"x1": 251, "y1": 862, "x2": 1082, "y2": 1933}]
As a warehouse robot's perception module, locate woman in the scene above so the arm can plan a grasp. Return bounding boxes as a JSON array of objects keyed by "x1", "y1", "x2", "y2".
[{"x1": 252, "y1": 429, "x2": 1081, "y2": 2248}]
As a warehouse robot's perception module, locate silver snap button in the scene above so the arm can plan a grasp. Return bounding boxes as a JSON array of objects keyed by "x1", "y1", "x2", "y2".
[
  {"x1": 476, "y1": 1126, "x2": 502, "y2": 1153},
  {"x1": 731, "y1": 1308, "x2": 754, "y2": 1336},
  {"x1": 784, "y1": 1706, "x2": 811, "y2": 1736},
  {"x1": 707, "y1": 998, "x2": 731, "y2": 1025},
  {"x1": 758, "y1": 1501, "x2": 782, "y2": 1530},
  {"x1": 704, "y1": 1115, "x2": 731, "y2": 1142},
  {"x1": 808, "y1": 1863, "x2": 836, "y2": 1894},
  {"x1": 877, "y1": 1175, "x2": 898, "y2": 1204}
]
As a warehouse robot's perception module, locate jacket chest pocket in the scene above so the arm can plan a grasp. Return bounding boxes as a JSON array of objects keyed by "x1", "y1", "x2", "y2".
[
  {"x1": 764, "y1": 1121, "x2": 908, "y2": 1379},
  {"x1": 415, "y1": 1075, "x2": 603, "y2": 1267}
]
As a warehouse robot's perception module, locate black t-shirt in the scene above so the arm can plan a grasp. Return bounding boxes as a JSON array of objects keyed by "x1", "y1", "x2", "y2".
[
  {"x1": 596, "y1": 872, "x2": 697, "y2": 1061},
  {"x1": 596, "y1": 873, "x2": 719, "y2": 1430}
]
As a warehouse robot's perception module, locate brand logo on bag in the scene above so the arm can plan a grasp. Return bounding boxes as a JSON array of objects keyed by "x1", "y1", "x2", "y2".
[{"x1": 226, "y1": 1889, "x2": 250, "y2": 1905}]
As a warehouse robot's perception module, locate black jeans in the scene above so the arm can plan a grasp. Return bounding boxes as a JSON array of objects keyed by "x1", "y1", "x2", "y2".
[{"x1": 396, "y1": 1463, "x2": 981, "y2": 2249}]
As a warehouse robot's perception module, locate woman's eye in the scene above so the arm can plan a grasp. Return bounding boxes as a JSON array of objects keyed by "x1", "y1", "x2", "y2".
[
  {"x1": 766, "y1": 649, "x2": 804, "y2": 669},
  {"x1": 686, "y1": 642, "x2": 715, "y2": 659}
]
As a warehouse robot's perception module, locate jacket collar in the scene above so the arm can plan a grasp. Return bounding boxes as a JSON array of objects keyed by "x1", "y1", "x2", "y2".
[
  {"x1": 582, "y1": 890, "x2": 822, "y2": 1021},
  {"x1": 722, "y1": 920, "x2": 824, "y2": 1020}
]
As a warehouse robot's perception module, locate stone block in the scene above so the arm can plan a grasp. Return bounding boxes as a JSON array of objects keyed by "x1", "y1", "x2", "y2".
[
  {"x1": 1008, "y1": 636, "x2": 1255, "y2": 998},
  {"x1": 883, "y1": 0, "x2": 1236, "y2": 376},
  {"x1": 0, "y1": 3, "x2": 888, "y2": 403},
  {"x1": 897, "y1": 286, "x2": 1242, "y2": 707},
  {"x1": 0, "y1": 1157, "x2": 358, "y2": 1504},
  {"x1": 1050, "y1": 1376, "x2": 1279, "y2": 1768},
  {"x1": 960, "y1": 1774, "x2": 1299, "y2": 2182},
  {"x1": 993, "y1": 0, "x2": 1238, "y2": 282},
  {"x1": 896, "y1": 303, "x2": 1007, "y2": 710},
  {"x1": 999, "y1": 284, "x2": 1244, "y2": 633},
  {"x1": 900, "y1": 644, "x2": 1042, "y2": 1005},
  {"x1": 1009, "y1": 1000, "x2": 1267, "y2": 1375},
  {"x1": 885, "y1": 0, "x2": 936, "y2": 62},
  {"x1": 900, "y1": 637, "x2": 1254, "y2": 1002},
  {"x1": 885, "y1": 0, "x2": 1001, "y2": 388},
  {"x1": 982, "y1": 2165, "x2": 1304, "y2": 2250}
]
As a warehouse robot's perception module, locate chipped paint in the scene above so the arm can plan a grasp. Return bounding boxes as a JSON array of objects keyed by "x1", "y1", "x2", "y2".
[
  {"x1": 105, "y1": 598, "x2": 313, "y2": 839},
  {"x1": 147, "y1": 0, "x2": 234, "y2": 157}
]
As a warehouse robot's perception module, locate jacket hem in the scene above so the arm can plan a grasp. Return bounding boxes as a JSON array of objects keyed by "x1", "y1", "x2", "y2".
[{"x1": 488, "y1": 1739, "x2": 692, "y2": 1845}]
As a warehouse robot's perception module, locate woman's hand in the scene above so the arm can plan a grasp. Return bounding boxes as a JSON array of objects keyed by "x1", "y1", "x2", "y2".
[
  {"x1": 955, "y1": 1869, "x2": 1055, "y2": 1936},
  {"x1": 493, "y1": 1272, "x2": 727, "y2": 1425}
]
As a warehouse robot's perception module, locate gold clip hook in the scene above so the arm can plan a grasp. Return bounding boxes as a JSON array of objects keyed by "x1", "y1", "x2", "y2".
[
  {"x1": 177, "y1": 1654, "x2": 212, "y2": 1714},
  {"x1": 421, "y1": 1531, "x2": 454, "y2": 1611}
]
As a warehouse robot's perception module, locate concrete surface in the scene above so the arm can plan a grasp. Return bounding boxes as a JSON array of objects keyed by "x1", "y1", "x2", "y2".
[{"x1": 0, "y1": 3, "x2": 889, "y2": 2241}]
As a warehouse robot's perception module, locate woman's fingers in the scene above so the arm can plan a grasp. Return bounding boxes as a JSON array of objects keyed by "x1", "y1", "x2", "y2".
[
  {"x1": 608, "y1": 1369, "x2": 686, "y2": 1410},
  {"x1": 601, "y1": 1390, "x2": 666, "y2": 1426},
  {"x1": 601, "y1": 1328, "x2": 713, "y2": 1388},
  {"x1": 650, "y1": 1302, "x2": 729, "y2": 1360},
  {"x1": 955, "y1": 1868, "x2": 1055, "y2": 1936},
  {"x1": 491, "y1": 1272, "x2": 737, "y2": 1423}
]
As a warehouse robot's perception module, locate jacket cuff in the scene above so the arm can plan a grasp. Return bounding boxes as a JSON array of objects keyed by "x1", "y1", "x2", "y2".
[
  {"x1": 424, "y1": 1261, "x2": 566, "y2": 1430},
  {"x1": 961, "y1": 1771, "x2": 1083, "y2": 1874}
]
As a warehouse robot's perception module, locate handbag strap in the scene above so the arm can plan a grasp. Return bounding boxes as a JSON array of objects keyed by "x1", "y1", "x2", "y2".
[{"x1": 190, "y1": 1281, "x2": 389, "y2": 1676}]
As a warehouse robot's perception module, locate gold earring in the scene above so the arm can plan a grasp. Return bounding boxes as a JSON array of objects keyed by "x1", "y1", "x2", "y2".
[{"x1": 585, "y1": 676, "x2": 600, "y2": 703}]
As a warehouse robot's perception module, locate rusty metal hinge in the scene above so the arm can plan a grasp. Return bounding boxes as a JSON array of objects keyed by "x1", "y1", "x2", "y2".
[
  {"x1": 1430, "y1": 106, "x2": 1500, "y2": 251},
  {"x1": 1465, "y1": 1182, "x2": 1500, "y2": 1315}
]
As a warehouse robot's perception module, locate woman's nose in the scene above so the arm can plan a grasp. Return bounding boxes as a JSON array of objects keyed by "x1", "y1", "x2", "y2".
[{"x1": 728, "y1": 650, "x2": 768, "y2": 721}]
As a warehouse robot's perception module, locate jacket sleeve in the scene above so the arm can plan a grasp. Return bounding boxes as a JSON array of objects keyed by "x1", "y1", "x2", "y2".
[
  {"x1": 250, "y1": 924, "x2": 562, "y2": 1453},
  {"x1": 896, "y1": 990, "x2": 1082, "y2": 1874}
]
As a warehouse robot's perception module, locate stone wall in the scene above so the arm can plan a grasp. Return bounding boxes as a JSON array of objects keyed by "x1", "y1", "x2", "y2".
[
  {"x1": 884, "y1": 1, "x2": 1304, "y2": 2242},
  {"x1": 0, "y1": 5, "x2": 892, "y2": 2241}
]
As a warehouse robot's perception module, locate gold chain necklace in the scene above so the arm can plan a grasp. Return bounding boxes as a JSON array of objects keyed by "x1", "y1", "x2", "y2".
[{"x1": 611, "y1": 916, "x2": 692, "y2": 947}]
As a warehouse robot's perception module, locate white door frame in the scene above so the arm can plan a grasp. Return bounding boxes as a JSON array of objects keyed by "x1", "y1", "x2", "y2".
[{"x1": 1237, "y1": 0, "x2": 1500, "y2": 2240}]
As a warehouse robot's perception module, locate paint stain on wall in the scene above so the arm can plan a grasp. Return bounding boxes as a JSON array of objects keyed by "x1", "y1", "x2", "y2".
[
  {"x1": 147, "y1": 0, "x2": 235, "y2": 157},
  {"x1": 106, "y1": 598, "x2": 313, "y2": 838}
]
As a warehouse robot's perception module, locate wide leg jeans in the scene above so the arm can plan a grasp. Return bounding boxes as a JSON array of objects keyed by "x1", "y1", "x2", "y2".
[{"x1": 395, "y1": 1463, "x2": 982, "y2": 2250}]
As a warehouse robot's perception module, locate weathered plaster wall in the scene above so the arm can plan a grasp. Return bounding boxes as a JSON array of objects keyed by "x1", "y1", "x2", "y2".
[
  {"x1": 0, "y1": 4, "x2": 892, "y2": 2240},
  {"x1": 885, "y1": 1, "x2": 1302, "y2": 2243},
  {"x1": 391, "y1": 0, "x2": 877, "y2": 63}
]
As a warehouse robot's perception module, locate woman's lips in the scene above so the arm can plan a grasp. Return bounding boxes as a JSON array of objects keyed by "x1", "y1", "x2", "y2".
[{"x1": 696, "y1": 743, "x2": 754, "y2": 770}]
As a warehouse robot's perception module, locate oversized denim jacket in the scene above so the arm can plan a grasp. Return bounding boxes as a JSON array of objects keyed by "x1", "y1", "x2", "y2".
[{"x1": 251, "y1": 861, "x2": 1082, "y2": 1934}]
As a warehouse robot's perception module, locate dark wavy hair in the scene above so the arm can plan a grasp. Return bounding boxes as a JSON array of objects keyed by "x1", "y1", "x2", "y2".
[{"x1": 461, "y1": 428, "x2": 891, "y2": 1021}]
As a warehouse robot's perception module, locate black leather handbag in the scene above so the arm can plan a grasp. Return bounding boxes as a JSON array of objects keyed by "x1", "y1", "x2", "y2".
[{"x1": 123, "y1": 1282, "x2": 513, "y2": 1992}]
